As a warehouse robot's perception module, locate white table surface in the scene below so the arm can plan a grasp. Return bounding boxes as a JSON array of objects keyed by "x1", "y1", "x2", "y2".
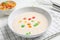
[
  {"x1": 0, "y1": 0, "x2": 60, "y2": 40},
  {"x1": 51, "y1": 35, "x2": 60, "y2": 40}
]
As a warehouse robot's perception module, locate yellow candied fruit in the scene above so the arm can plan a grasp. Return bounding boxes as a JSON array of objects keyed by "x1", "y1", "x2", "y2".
[
  {"x1": 27, "y1": 23, "x2": 30, "y2": 25},
  {"x1": 24, "y1": 21, "x2": 27, "y2": 24},
  {"x1": 18, "y1": 20, "x2": 22, "y2": 23}
]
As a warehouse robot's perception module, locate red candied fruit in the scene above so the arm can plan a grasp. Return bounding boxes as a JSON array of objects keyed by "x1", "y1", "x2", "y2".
[
  {"x1": 28, "y1": 18, "x2": 31, "y2": 20},
  {"x1": 32, "y1": 16, "x2": 35, "y2": 19},
  {"x1": 23, "y1": 17, "x2": 26, "y2": 20}
]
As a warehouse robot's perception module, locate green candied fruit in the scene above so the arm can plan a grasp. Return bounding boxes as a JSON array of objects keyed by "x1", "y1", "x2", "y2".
[
  {"x1": 29, "y1": 32, "x2": 31, "y2": 34},
  {"x1": 33, "y1": 23, "x2": 39, "y2": 27},
  {"x1": 21, "y1": 24, "x2": 25, "y2": 28},
  {"x1": 26, "y1": 33, "x2": 29, "y2": 35},
  {"x1": 26, "y1": 32, "x2": 31, "y2": 35}
]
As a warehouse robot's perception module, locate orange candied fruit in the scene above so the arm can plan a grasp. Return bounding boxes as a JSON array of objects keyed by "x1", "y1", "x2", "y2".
[
  {"x1": 28, "y1": 25, "x2": 32, "y2": 28},
  {"x1": 27, "y1": 23, "x2": 32, "y2": 28}
]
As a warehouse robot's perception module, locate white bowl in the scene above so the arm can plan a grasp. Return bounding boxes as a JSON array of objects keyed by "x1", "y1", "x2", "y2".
[
  {"x1": 8, "y1": 7, "x2": 52, "y2": 38},
  {"x1": 0, "y1": 8, "x2": 15, "y2": 17}
]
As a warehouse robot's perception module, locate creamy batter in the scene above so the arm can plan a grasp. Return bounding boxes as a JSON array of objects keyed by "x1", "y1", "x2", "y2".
[{"x1": 12, "y1": 12, "x2": 48, "y2": 36}]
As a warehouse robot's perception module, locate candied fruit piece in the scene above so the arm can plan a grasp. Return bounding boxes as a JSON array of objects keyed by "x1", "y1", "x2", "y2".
[
  {"x1": 18, "y1": 20, "x2": 22, "y2": 23},
  {"x1": 28, "y1": 18, "x2": 31, "y2": 20},
  {"x1": 32, "y1": 16, "x2": 35, "y2": 19},
  {"x1": 24, "y1": 21, "x2": 27, "y2": 24},
  {"x1": 21, "y1": 24, "x2": 25, "y2": 28},
  {"x1": 27, "y1": 23, "x2": 32, "y2": 28},
  {"x1": 26, "y1": 32, "x2": 31, "y2": 35},
  {"x1": 33, "y1": 23, "x2": 39, "y2": 27},
  {"x1": 23, "y1": 17, "x2": 26, "y2": 20}
]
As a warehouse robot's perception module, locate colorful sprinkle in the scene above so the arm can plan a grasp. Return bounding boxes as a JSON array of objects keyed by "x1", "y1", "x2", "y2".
[
  {"x1": 18, "y1": 20, "x2": 22, "y2": 23},
  {"x1": 19, "y1": 17, "x2": 40, "y2": 28},
  {"x1": 23, "y1": 17, "x2": 26, "y2": 20},
  {"x1": 27, "y1": 23, "x2": 32, "y2": 28},
  {"x1": 28, "y1": 18, "x2": 31, "y2": 20},
  {"x1": 27, "y1": 23, "x2": 30, "y2": 25},
  {"x1": 28, "y1": 25, "x2": 32, "y2": 28},
  {"x1": 33, "y1": 23, "x2": 39, "y2": 27},
  {"x1": 26, "y1": 32, "x2": 31, "y2": 35},
  {"x1": 29, "y1": 32, "x2": 31, "y2": 34},
  {"x1": 26, "y1": 33, "x2": 29, "y2": 35},
  {"x1": 32, "y1": 16, "x2": 35, "y2": 19},
  {"x1": 24, "y1": 21, "x2": 27, "y2": 24},
  {"x1": 21, "y1": 24, "x2": 25, "y2": 28}
]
